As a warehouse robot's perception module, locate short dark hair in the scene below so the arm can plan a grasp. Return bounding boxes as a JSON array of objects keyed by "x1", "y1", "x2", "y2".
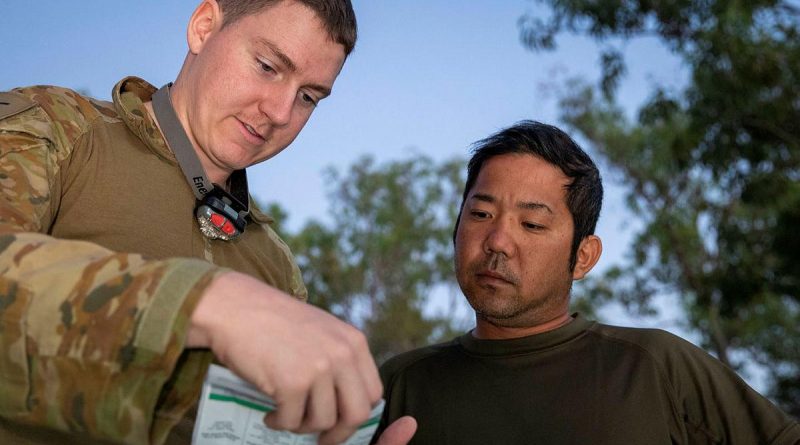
[
  {"x1": 217, "y1": 0, "x2": 357, "y2": 55},
  {"x1": 454, "y1": 120, "x2": 603, "y2": 271}
]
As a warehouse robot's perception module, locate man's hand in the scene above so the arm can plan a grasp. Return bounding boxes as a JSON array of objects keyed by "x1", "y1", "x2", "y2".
[
  {"x1": 187, "y1": 271, "x2": 383, "y2": 445},
  {"x1": 374, "y1": 417, "x2": 417, "y2": 445}
]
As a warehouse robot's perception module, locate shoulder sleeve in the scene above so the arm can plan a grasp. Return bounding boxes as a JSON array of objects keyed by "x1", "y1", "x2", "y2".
[
  {"x1": 648, "y1": 330, "x2": 800, "y2": 445},
  {"x1": 370, "y1": 352, "x2": 412, "y2": 445},
  {"x1": 0, "y1": 91, "x2": 36, "y2": 120},
  {"x1": 0, "y1": 87, "x2": 223, "y2": 444},
  {"x1": 370, "y1": 343, "x2": 454, "y2": 444},
  {"x1": 249, "y1": 202, "x2": 308, "y2": 301},
  {"x1": 265, "y1": 225, "x2": 308, "y2": 301}
]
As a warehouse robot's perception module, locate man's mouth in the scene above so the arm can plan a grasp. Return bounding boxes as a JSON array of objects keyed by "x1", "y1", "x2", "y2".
[
  {"x1": 476, "y1": 270, "x2": 515, "y2": 285},
  {"x1": 239, "y1": 119, "x2": 266, "y2": 142}
]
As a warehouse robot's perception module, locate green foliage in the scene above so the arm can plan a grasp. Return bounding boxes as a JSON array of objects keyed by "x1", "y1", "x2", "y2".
[
  {"x1": 521, "y1": 0, "x2": 800, "y2": 414},
  {"x1": 265, "y1": 155, "x2": 467, "y2": 362}
]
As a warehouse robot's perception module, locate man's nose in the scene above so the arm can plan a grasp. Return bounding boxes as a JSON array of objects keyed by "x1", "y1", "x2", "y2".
[
  {"x1": 258, "y1": 86, "x2": 294, "y2": 127},
  {"x1": 483, "y1": 218, "x2": 516, "y2": 258}
]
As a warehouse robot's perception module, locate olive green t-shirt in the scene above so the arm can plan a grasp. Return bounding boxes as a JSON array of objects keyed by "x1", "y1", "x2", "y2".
[{"x1": 377, "y1": 314, "x2": 800, "y2": 445}]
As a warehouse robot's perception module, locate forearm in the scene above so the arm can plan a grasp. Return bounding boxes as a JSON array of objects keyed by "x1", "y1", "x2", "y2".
[{"x1": 0, "y1": 231, "x2": 222, "y2": 443}]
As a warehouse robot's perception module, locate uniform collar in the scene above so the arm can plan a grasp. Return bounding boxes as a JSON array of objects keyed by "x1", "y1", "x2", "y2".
[
  {"x1": 110, "y1": 76, "x2": 273, "y2": 225},
  {"x1": 112, "y1": 76, "x2": 176, "y2": 163}
]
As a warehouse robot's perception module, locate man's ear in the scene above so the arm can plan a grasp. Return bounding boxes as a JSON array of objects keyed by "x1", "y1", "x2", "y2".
[
  {"x1": 572, "y1": 235, "x2": 602, "y2": 280},
  {"x1": 187, "y1": 0, "x2": 223, "y2": 55}
]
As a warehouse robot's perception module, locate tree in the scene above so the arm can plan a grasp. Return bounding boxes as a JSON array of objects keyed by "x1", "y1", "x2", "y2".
[
  {"x1": 520, "y1": 0, "x2": 800, "y2": 415},
  {"x1": 274, "y1": 154, "x2": 466, "y2": 362}
]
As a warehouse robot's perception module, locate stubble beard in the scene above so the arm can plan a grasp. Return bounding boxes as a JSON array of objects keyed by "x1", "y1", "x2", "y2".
[
  {"x1": 457, "y1": 253, "x2": 569, "y2": 329},
  {"x1": 468, "y1": 286, "x2": 552, "y2": 329}
]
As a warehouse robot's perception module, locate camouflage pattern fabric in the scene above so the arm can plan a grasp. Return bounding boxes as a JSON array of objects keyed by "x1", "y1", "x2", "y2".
[{"x1": 0, "y1": 78, "x2": 306, "y2": 444}]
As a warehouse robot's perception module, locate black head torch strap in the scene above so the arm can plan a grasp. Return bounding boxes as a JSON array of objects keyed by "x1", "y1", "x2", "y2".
[{"x1": 151, "y1": 83, "x2": 249, "y2": 241}]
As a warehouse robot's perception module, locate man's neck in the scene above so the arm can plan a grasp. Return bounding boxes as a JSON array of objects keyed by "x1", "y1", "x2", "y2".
[
  {"x1": 472, "y1": 312, "x2": 573, "y2": 340},
  {"x1": 144, "y1": 98, "x2": 230, "y2": 186}
]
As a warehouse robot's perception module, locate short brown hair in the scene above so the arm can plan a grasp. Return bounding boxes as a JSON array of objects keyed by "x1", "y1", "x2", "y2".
[{"x1": 217, "y1": 0, "x2": 357, "y2": 55}]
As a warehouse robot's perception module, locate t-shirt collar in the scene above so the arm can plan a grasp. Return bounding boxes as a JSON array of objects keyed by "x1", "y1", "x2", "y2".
[{"x1": 458, "y1": 313, "x2": 593, "y2": 357}]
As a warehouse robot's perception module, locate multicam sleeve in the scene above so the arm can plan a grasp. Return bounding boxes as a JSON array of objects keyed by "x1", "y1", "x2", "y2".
[{"x1": 0, "y1": 92, "x2": 222, "y2": 443}]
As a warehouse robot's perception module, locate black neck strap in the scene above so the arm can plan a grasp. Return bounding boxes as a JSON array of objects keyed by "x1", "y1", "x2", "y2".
[{"x1": 151, "y1": 83, "x2": 250, "y2": 215}]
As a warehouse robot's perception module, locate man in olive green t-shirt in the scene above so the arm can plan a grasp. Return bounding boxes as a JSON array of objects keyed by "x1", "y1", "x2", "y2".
[{"x1": 375, "y1": 121, "x2": 800, "y2": 444}]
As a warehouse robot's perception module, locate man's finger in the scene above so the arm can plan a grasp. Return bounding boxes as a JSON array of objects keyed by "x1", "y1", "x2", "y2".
[
  {"x1": 264, "y1": 385, "x2": 307, "y2": 432},
  {"x1": 317, "y1": 364, "x2": 372, "y2": 444},
  {"x1": 352, "y1": 332, "x2": 383, "y2": 404},
  {"x1": 374, "y1": 416, "x2": 417, "y2": 445},
  {"x1": 294, "y1": 374, "x2": 337, "y2": 433}
]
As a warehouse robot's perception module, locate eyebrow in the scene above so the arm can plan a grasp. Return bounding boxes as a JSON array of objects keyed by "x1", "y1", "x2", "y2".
[
  {"x1": 471, "y1": 193, "x2": 553, "y2": 214},
  {"x1": 254, "y1": 37, "x2": 333, "y2": 98},
  {"x1": 256, "y1": 37, "x2": 297, "y2": 71}
]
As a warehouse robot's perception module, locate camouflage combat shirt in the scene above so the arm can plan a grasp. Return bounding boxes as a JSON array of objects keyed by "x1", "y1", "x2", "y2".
[{"x1": 0, "y1": 77, "x2": 308, "y2": 444}]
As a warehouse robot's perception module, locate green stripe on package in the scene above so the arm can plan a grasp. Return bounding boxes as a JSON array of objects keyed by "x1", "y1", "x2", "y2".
[{"x1": 192, "y1": 364, "x2": 385, "y2": 445}]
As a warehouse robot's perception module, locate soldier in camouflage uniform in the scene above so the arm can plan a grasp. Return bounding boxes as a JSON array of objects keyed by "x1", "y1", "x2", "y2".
[{"x1": 0, "y1": 1, "x2": 416, "y2": 444}]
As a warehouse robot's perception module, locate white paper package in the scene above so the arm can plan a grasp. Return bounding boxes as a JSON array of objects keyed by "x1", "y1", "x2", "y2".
[{"x1": 192, "y1": 364, "x2": 384, "y2": 445}]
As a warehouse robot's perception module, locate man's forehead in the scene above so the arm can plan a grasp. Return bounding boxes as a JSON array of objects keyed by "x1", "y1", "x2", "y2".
[
  {"x1": 478, "y1": 154, "x2": 568, "y2": 184},
  {"x1": 229, "y1": 1, "x2": 346, "y2": 87},
  {"x1": 234, "y1": 0, "x2": 327, "y2": 34},
  {"x1": 469, "y1": 154, "x2": 569, "y2": 207}
]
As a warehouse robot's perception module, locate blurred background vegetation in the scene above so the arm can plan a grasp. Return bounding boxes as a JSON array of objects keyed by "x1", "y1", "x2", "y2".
[{"x1": 262, "y1": 0, "x2": 799, "y2": 416}]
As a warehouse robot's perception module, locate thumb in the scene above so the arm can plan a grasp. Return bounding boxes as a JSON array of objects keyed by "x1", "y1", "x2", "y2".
[{"x1": 374, "y1": 416, "x2": 417, "y2": 445}]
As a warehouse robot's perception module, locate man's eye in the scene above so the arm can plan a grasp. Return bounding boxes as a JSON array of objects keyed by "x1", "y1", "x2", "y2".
[
  {"x1": 523, "y1": 222, "x2": 544, "y2": 230},
  {"x1": 300, "y1": 92, "x2": 318, "y2": 107},
  {"x1": 259, "y1": 61, "x2": 275, "y2": 73},
  {"x1": 471, "y1": 210, "x2": 490, "y2": 219}
]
